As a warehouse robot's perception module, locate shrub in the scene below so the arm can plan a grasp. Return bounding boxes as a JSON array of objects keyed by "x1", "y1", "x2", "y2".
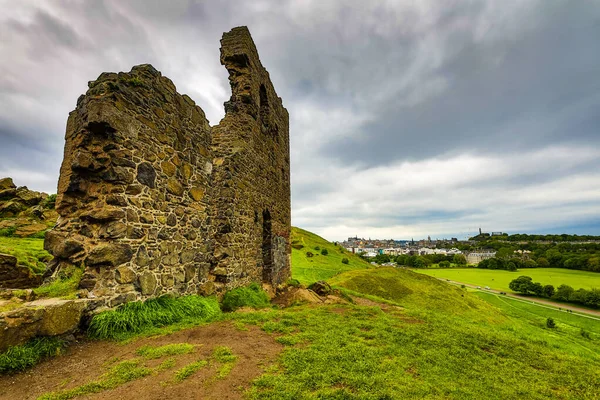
[
  {"x1": 439, "y1": 261, "x2": 451, "y2": 268},
  {"x1": 314, "y1": 246, "x2": 320, "y2": 251},
  {"x1": 0, "y1": 337, "x2": 65, "y2": 374},
  {"x1": 341, "y1": 258, "x2": 349, "y2": 265},
  {"x1": 28, "y1": 230, "x2": 47, "y2": 239},
  {"x1": 320, "y1": 249, "x2": 328, "y2": 256},
  {"x1": 553, "y1": 284, "x2": 574, "y2": 301},
  {"x1": 88, "y1": 295, "x2": 221, "y2": 340},
  {"x1": 581, "y1": 329, "x2": 591, "y2": 339},
  {"x1": 306, "y1": 251, "x2": 314, "y2": 258},
  {"x1": 542, "y1": 285, "x2": 555, "y2": 298},
  {"x1": 546, "y1": 318, "x2": 556, "y2": 329},
  {"x1": 0, "y1": 227, "x2": 16, "y2": 237},
  {"x1": 286, "y1": 278, "x2": 301, "y2": 287},
  {"x1": 221, "y1": 282, "x2": 270, "y2": 312},
  {"x1": 453, "y1": 254, "x2": 467, "y2": 265},
  {"x1": 509, "y1": 276, "x2": 533, "y2": 294},
  {"x1": 42, "y1": 194, "x2": 57, "y2": 209}
]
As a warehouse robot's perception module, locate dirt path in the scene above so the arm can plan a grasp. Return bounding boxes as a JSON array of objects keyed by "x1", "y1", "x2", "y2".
[
  {"x1": 0, "y1": 321, "x2": 283, "y2": 400},
  {"x1": 442, "y1": 279, "x2": 600, "y2": 319}
]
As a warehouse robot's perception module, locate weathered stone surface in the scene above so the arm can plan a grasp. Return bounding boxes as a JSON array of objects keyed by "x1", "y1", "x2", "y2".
[
  {"x1": 136, "y1": 162, "x2": 156, "y2": 188},
  {"x1": 139, "y1": 271, "x2": 157, "y2": 295},
  {"x1": 43, "y1": 26, "x2": 291, "y2": 302},
  {"x1": 0, "y1": 253, "x2": 42, "y2": 289},
  {"x1": 0, "y1": 298, "x2": 87, "y2": 352},
  {"x1": 0, "y1": 179, "x2": 53, "y2": 242},
  {"x1": 0, "y1": 178, "x2": 15, "y2": 191},
  {"x1": 44, "y1": 232, "x2": 84, "y2": 259},
  {"x1": 308, "y1": 281, "x2": 332, "y2": 296},
  {"x1": 86, "y1": 244, "x2": 133, "y2": 266},
  {"x1": 271, "y1": 286, "x2": 323, "y2": 308},
  {"x1": 166, "y1": 179, "x2": 184, "y2": 196},
  {"x1": 189, "y1": 187, "x2": 205, "y2": 201},
  {"x1": 115, "y1": 266, "x2": 137, "y2": 284},
  {"x1": 15, "y1": 187, "x2": 45, "y2": 206}
]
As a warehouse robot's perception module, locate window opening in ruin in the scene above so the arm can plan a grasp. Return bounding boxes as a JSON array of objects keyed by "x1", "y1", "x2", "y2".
[{"x1": 262, "y1": 209, "x2": 273, "y2": 282}]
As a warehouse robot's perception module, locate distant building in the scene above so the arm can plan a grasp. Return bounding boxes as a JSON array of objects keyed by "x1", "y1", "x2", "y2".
[{"x1": 466, "y1": 251, "x2": 496, "y2": 264}]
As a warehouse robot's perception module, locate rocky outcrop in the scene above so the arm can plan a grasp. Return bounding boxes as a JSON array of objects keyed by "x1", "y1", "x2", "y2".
[
  {"x1": 0, "y1": 177, "x2": 58, "y2": 238},
  {"x1": 44, "y1": 26, "x2": 291, "y2": 305},
  {"x1": 0, "y1": 254, "x2": 42, "y2": 289},
  {"x1": 0, "y1": 298, "x2": 87, "y2": 352}
]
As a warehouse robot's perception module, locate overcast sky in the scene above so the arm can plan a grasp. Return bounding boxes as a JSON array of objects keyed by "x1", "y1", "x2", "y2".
[{"x1": 1, "y1": 0, "x2": 599, "y2": 241}]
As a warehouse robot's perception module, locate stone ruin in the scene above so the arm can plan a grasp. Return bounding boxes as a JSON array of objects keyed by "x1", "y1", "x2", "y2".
[{"x1": 43, "y1": 27, "x2": 291, "y2": 306}]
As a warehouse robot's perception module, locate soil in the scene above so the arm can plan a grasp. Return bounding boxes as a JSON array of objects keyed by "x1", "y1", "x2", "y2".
[{"x1": 0, "y1": 321, "x2": 283, "y2": 400}]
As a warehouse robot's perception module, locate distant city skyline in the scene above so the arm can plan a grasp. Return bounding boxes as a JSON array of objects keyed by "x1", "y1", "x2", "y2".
[{"x1": 1, "y1": 1, "x2": 599, "y2": 242}]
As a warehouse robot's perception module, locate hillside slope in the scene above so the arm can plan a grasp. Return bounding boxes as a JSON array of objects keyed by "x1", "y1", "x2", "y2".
[
  {"x1": 291, "y1": 227, "x2": 372, "y2": 284},
  {"x1": 329, "y1": 267, "x2": 498, "y2": 316},
  {"x1": 2, "y1": 228, "x2": 599, "y2": 399}
]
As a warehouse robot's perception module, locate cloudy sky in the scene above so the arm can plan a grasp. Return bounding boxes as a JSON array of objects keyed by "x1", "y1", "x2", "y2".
[{"x1": 1, "y1": 0, "x2": 599, "y2": 241}]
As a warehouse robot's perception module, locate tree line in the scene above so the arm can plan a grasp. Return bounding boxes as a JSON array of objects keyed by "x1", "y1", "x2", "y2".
[
  {"x1": 469, "y1": 233, "x2": 600, "y2": 242},
  {"x1": 441, "y1": 240, "x2": 600, "y2": 273},
  {"x1": 509, "y1": 276, "x2": 600, "y2": 308},
  {"x1": 364, "y1": 253, "x2": 467, "y2": 268}
]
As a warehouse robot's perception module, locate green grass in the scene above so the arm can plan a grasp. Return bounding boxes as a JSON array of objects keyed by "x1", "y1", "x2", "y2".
[
  {"x1": 212, "y1": 346, "x2": 237, "y2": 379},
  {"x1": 33, "y1": 267, "x2": 83, "y2": 299},
  {"x1": 212, "y1": 346, "x2": 237, "y2": 363},
  {"x1": 221, "y1": 282, "x2": 270, "y2": 312},
  {"x1": 37, "y1": 359, "x2": 152, "y2": 400},
  {"x1": 0, "y1": 337, "x2": 65, "y2": 374},
  {"x1": 291, "y1": 227, "x2": 373, "y2": 285},
  {"x1": 88, "y1": 295, "x2": 222, "y2": 340},
  {"x1": 0, "y1": 236, "x2": 51, "y2": 275},
  {"x1": 174, "y1": 360, "x2": 208, "y2": 382},
  {"x1": 329, "y1": 267, "x2": 495, "y2": 314},
  {"x1": 226, "y1": 266, "x2": 600, "y2": 399},
  {"x1": 475, "y1": 291, "x2": 600, "y2": 340},
  {"x1": 136, "y1": 343, "x2": 195, "y2": 359},
  {"x1": 415, "y1": 267, "x2": 600, "y2": 292}
]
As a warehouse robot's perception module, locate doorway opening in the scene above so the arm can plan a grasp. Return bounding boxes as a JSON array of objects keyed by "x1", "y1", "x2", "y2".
[{"x1": 262, "y1": 209, "x2": 273, "y2": 282}]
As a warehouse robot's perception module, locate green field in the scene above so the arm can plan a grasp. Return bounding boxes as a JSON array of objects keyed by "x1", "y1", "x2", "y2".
[
  {"x1": 415, "y1": 267, "x2": 600, "y2": 292},
  {"x1": 291, "y1": 227, "x2": 372, "y2": 284},
  {"x1": 475, "y1": 291, "x2": 600, "y2": 339}
]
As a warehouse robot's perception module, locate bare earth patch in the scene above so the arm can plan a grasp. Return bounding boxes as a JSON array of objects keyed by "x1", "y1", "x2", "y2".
[{"x1": 0, "y1": 322, "x2": 282, "y2": 400}]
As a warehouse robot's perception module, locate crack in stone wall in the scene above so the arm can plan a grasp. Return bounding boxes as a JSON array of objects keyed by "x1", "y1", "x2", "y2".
[{"x1": 44, "y1": 26, "x2": 291, "y2": 306}]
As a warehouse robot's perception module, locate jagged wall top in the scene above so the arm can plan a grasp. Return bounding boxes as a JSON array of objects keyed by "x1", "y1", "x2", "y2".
[{"x1": 44, "y1": 26, "x2": 291, "y2": 305}]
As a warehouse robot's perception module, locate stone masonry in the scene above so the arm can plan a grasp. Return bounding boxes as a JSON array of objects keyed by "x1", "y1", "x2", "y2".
[{"x1": 44, "y1": 27, "x2": 291, "y2": 306}]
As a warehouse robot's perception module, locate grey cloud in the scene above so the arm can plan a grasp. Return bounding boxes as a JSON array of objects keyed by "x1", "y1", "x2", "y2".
[
  {"x1": 319, "y1": 2, "x2": 600, "y2": 167},
  {"x1": 0, "y1": 0, "x2": 598, "y2": 239}
]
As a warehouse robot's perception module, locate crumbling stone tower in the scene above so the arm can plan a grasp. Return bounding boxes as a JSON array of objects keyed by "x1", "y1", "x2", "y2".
[{"x1": 45, "y1": 27, "x2": 291, "y2": 306}]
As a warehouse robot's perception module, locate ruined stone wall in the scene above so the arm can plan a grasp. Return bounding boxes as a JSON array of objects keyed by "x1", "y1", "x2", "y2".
[
  {"x1": 45, "y1": 27, "x2": 290, "y2": 304},
  {"x1": 211, "y1": 27, "x2": 291, "y2": 290},
  {"x1": 46, "y1": 65, "x2": 215, "y2": 306}
]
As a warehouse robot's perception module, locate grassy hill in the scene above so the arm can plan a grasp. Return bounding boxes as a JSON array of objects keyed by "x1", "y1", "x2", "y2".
[
  {"x1": 291, "y1": 227, "x2": 372, "y2": 284},
  {"x1": 329, "y1": 267, "x2": 498, "y2": 316},
  {"x1": 3, "y1": 228, "x2": 600, "y2": 399}
]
